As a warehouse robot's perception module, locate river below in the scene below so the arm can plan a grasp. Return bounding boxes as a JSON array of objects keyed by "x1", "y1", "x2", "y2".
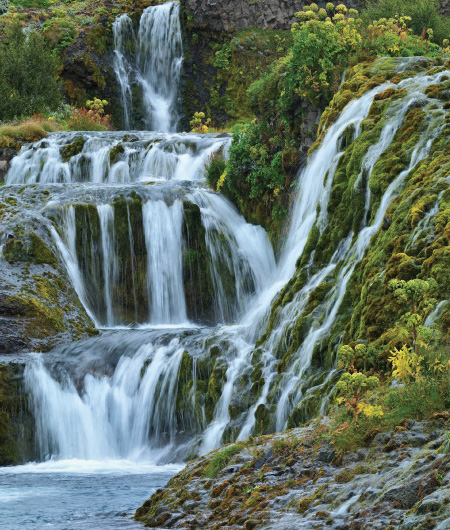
[{"x1": 0, "y1": 460, "x2": 180, "y2": 530}]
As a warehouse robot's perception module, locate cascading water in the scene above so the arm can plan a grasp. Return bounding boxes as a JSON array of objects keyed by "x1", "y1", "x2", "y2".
[
  {"x1": 112, "y1": 1, "x2": 183, "y2": 131},
  {"x1": 143, "y1": 200, "x2": 187, "y2": 325},
  {"x1": 2, "y1": 49, "x2": 450, "y2": 530}
]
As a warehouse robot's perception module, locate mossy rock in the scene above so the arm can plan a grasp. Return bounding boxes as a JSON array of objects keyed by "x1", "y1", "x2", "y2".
[
  {"x1": 61, "y1": 137, "x2": 85, "y2": 162},
  {"x1": 3, "y1": 232, "x2": 58, "y2": 268}
]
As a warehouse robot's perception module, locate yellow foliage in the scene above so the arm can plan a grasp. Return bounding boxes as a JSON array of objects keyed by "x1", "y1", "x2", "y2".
[
  {"x1": 216, "y1": 170, "x2": 227, "y2": 192},
  {"x1": 86, "y1": 98, "x2": 108, "y2": 115},
  {"x1": 388, "y1": 345, "x2": 423, "y2": 383},
  {"x1": 190, "y1": 112, "x2": 211, "y2": 134},
  {"x1": 357, "y1": 402, "x2": 384, "y2": 419}
]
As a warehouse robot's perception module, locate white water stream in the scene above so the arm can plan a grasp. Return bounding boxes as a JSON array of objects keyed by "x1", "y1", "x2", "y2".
[{"x1": 113, "y1": 1, "x2": 183, "y2": 131}]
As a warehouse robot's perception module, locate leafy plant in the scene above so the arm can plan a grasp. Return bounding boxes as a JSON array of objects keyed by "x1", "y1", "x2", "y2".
[
  {"x1": 42, "y1": 18, "x2": 77, "y2": 53},
  {"x1": 361, "y1": 0, "x2": 450, "y2": 44},
  {"x1": 335, "y1": 371, "x2": 381, "y2": 421},
  {"x1": 388, "y1": 278, "x2": 439, "y2": 354},
  {"x1": 389, "y1": 344, "x2": 423, "y2": 383},
  {"x1": 190, "y1": 112, "x2": 211, "y2": 134},
  {"x1": 0, "y1": 23, "x2": 62, "y2": 121},
  {"x1": 205, "y1": 151, "x2": 226, "y2": 190},
  {"x1": 66, "y1": 105, "x2": 111, "y2": 131}
]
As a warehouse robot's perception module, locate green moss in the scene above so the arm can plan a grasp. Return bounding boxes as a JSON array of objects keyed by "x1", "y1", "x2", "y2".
[
  {"x1": 0, "y1": 366, "x2": 20, "y2": 466},
  {"x1": 203, "y1": 443, "x2": 243, "y2": 478},
  {"x1": 182, "y1": 202, "x2": 216, "y2": 324},
  {"x1": 61, "y1": 136, "x2": 85, "y2": 162},
  {"x1": 3, "y1": 232, "x2": 58, "y2": 267},
  {"x1": 109, "y1": 143, "x2": 125, "y2": 165},
  {"x1": 6, "y1": 295, "x2": 64, "y2": 338}
]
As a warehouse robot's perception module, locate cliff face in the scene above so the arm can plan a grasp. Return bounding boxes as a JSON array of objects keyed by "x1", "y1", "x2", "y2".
[{"x1": 181, "y1": 0, "x2": 362, "y2": 31}]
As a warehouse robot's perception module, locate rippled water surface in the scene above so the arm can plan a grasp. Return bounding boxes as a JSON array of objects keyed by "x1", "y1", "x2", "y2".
[{"x1": 0, "y1": 461, "x2": 180, "y2": 530}]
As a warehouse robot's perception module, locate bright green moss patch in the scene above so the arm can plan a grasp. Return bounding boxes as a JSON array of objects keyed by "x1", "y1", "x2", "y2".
[
  {"x1": 203, "y1": 444, "x2": 243, "y2": 478},
  {"x1": 61, "y1": 137, "x2": 85, "y2": 162}
]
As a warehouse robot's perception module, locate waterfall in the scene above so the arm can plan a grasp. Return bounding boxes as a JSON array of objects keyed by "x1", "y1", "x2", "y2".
[
  {"x1": 143, "y1": 200, "x2": 187, "y2": 325},
  {"x1": 98, "y1": 205, "x2": 118, "y2": 327},
  {"x1": 5, "y1": 132, "x2": 229, "y2": 185},
  {"x1": 26, "y1": 337, "x2": 186, "y2": 461},
  {"x1": 112, "y1": 2, "x2": 183, "y2": 131},
  {"x1": 7, "y1": 59, "x2": 449, "y2": 464},
  {"x1": 113, "y1": 14, "x2": 135, "y2": 130}
]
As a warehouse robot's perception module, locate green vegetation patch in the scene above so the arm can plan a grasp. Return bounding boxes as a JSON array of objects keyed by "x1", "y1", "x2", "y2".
[{"x1": 203, "y1": 444, "x2": 243, "y2": 478}]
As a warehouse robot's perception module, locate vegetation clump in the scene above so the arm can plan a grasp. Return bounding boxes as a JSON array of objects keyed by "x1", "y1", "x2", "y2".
[
  {"x1": 203, "y1": 444, "x2": 243, "y2": 478},
  {"x1": 213, "y1": 2, "x2": 442, "y2": 243},
  {"x1": 0, "y1": 23, "x2": 62, "y2": 121}
]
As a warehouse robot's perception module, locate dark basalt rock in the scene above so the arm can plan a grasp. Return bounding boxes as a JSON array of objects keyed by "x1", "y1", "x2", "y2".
[
  {"x1": 181, "y1": 0, "x2": 363, "y2": 31},
  {"x1": 0, "y1": 317, "x2": 27, "y2": 354}
]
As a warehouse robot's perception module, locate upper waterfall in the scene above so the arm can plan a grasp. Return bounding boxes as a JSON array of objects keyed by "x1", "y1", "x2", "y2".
[{"x1": 113, "y1": 2, "x2": 183, "y2": 131}]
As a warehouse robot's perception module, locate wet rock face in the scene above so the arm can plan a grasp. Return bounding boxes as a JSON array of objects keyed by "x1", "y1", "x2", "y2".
[
  {"x1": 440, "y1": 0, "x2": 450, "y2": 17},
  {"x1": 0, "y1": 364, "x2": 36, "y2": 466},
  {"x1": 181, "y1": 0, "x2": 362, "y2": 31},
  {"x1": 136, "y1": 418, "x2": 450, "y2": 529},
  {"x1": 0, "y1": 187, "x2": 96, "y2": 354}
]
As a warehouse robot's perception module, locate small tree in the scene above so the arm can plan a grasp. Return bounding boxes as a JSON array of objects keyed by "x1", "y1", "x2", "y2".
[{"x1": 0, "y1": 23, "x2": 62, "y2": 121}]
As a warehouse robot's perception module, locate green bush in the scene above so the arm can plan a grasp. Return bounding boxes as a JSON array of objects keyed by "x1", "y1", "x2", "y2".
[
  {"x1": 223, "y1": 3, "x2": 441, "y2": 242},
  {"x1": 361, "y1": 0, "x2": 450, "y2": 44},
  {"x1": 0, "y1": 23, "x2": 62, "y2": 121},
  {"x1": 226, "y1": 122, "x2": 286, "y2": 201},
  {"x1": 205, "y1": 151, "x2": 226, "y2": 190}
]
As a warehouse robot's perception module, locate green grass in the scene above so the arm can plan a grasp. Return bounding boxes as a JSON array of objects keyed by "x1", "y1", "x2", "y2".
[{"x1": 203, "y1": 444, "x2": 242, "y2": 478}]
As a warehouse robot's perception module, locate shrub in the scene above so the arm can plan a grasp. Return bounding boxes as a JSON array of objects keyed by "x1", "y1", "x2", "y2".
[
  {"x1": 226, "y1": 121, "x2": 286, "y2": 201},
  {"x1": 361, "y1": 0, "x2": 450, "y2": 44},
  {"x1": 205, "y1": 151, "x2": 226, "y2": 190},
  {"x1": 66, "y1": 107, "x2": 111, "y2": 131},
  {"x1": 42, "y1": 18, "x2": 77, "y2": 53},
  {"x1": 0, "y1": 120, "x2": 54, "y2": 148},
  {"x1": 190, "y1": 112, "x2": 211, "y2": 133},
  {"x1": 228, "y1": 2, "x2": 441, "y2": 242},
  {"x1": 0, "y1": 23, "x2": 62, "y2": 121},
  {"x1": 332, "y1": 370, "x2": 450, "y2": 452}
]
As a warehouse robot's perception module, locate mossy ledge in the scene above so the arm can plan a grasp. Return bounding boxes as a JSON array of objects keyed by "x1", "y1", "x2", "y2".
[
  {"x1": 0, "y1": 189, "x2": 97, "y2": 354},
  {"x1": 136, "y1": 416, "x2": 450, "y2": 529}
]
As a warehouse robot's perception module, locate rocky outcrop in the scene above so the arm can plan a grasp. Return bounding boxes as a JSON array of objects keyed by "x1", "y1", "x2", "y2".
[
  {"x1": 0, "y1": 187, "x2": 97, "y2": 354},
  {"x1": 0, "y1": 364, "x2": 35, "y2": 466},
  {"x1": 439, "y1": 0, "x2": 450, "y2": 17},
  {"x1": 181, "y1": 0, "x2": 362, "y2": 31},
  {"x1": 136, "y1": 417, "x2": 450, "y2": 529}
]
